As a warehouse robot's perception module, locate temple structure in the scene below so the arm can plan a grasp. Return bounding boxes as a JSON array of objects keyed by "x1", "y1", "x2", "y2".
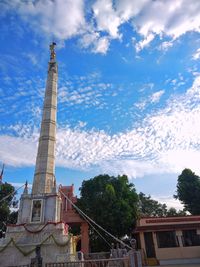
[
  {"x1": 60, "y1": 185, "x2": 89, "y2": 254},
  {"x1": 0, "y1": 43, "x2": 87, "y2": 266},
  {"x1": 135, "y1": 216, "x2": 200, "y2": 265}
]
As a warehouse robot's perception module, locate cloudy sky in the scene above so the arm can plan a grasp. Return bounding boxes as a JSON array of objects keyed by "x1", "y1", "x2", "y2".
[{"x1": 1, "y1": 0, "x2": 200, "y2": 209}]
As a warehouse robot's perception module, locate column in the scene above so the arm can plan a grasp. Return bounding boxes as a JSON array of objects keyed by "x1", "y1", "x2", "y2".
[{"x1": 81, "y1": 222, "x2": 89, "y2": 254}]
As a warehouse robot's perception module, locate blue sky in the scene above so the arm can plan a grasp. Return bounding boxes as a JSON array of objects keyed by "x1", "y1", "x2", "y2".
[{"x1": 1, "y1": 0, "x2": 200, "y2": 209}]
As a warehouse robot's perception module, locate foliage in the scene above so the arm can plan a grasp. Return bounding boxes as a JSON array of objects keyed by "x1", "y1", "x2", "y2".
[
  {"x1": 0, "y1": 182, "x2": 18, "y2": 236},
  {"x1": 77, "y1": 174, "x2": 138, "y2": 252},
  {"x1": 138, "y1": 192, "x2": 186, "y2": 217},
  {"x1": 166, "y1": 207, "x2": 186, "y2": 217},
  {"x1": 175, "y1": 168, "x2": 200, "y2": 215},
  {"x1": 138, "y1": 192, "x2": 168, "y2": 217}
]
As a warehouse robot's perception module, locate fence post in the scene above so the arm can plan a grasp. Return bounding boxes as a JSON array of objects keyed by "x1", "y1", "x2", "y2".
[
  {"x1": 30, "y1": 245, "x2": 43, "y2": 267},
  {"x1": 128, "y1": 251, "x2": 142, "y2": 267}
]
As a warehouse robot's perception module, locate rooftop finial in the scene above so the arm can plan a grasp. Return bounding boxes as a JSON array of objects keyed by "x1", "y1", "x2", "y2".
[
  {"x1": 23, "y1": 180, "x2": 28, "y2": 194},
  {"x1": 49, "y1": 42, "x2": 56, "y2": 61}
]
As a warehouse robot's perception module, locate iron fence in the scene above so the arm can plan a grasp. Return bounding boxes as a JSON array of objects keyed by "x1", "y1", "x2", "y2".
[
  {"x1": 6, "y1": 251, "x2": 142, "y2": 267},
  {"x1": 45, "y1": 257, "x2": 129, "y2": 267},
  {"x1": 84, "y1": 252, "x2": 110, "y2": 260}
]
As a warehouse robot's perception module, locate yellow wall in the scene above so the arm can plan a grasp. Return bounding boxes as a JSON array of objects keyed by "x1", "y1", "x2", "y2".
[
  {"x1": 140, "y1": 231, "x2": 200, "y2": 262},
  {"x1": 156, "y1": 246, "x2": 200, "y2": 260}
]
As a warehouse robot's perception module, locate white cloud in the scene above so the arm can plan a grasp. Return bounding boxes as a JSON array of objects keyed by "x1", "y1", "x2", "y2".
[
  {"x1": 91, "y1": 0, "x2": 200, "y2": 52},
  {"x1": 159, "y1": 41, "x2": 173, "y2": 51},
  {"x1": 134, "y1": 89, "x2": 164, "y2": 110},
  {"x1": 92, "y1": 0, "x2": 121, "y2": 39},
  {"x1": 153, "y1": 195, "x2": 183, "y2": 210},
  {"x1": 159, "y1": 150, "x2": 200, "y2": 175},
  {"x1": 0, "y1": 135, "x2": 37, "y2": 166},
  {"x1": 133, "y1": 0, "x2": 200, "y2": 50},
  {"x1": 79, "y1": 31, "x2": 110, "y2": 54},
  {"x1": 93, "y1": 36, "x2": 110, "y2": 54},
  {"x1": 134, "y1": 100, "x2": 147, "y2": 111},
  {"x1": 1, "y1": 75, "x2": 200, "y2": 180},
  {"x1": 135, "y1": 33, "x2": 155, "y2": 53},
  {"x1": 78, "y1": 121, "x2": 87, "y2": 128},
  {"x1": 4, "y1": 0, "x2": 85, "y2": 40},
  {"x1": 79, "y1": 31, "x2": 109, "y2": 54},
  {"x1": 79, "y1": 31, "x2": 99, "y2": 49},
  {"x1": 58, "y1": 81, "x2": 111, "y2": 108},
  {"x1": 115, "y1": 0, "x2": 149, "y2": 20},
  {"x1": 150, "y1": 90, "x2": 164, "y2": 103},
  {"x1": 23, "y1": 53, "x2": 38, "y2": 65},
  {"x1": 2, "y1": 0, "x2": 200, "y2": 53},
  {"x1": 192, "y1": 48, "x2": 200, "y2": 60}
]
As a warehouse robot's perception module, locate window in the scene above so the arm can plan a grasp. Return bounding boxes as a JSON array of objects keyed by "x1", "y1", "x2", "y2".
[
  {"x1": 156, "y1": 231, "x2": 178, "y2": 248},
  {"x1": 63, "y1": 197, "x2": 68, "y2": 211},
  {"x1": 182, "y1": 230, "x2": 200, "y2": 246},
  {"x1": 31, "y1": 199, "x2": 42, "y2": 222}
]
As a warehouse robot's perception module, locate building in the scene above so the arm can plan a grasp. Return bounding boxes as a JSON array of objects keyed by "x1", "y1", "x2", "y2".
[
  {"x1": 135, "y1": 215, "x2": 200, "y2": 266},
  {"x1": 0, "y1": 43, "x2": 88, "y2": 266},
  {"x1": 60, "y1": 184, "x2": 89, "y2": 253}
]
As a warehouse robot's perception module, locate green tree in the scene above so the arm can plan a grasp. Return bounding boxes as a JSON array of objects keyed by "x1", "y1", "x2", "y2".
[
  {"x1": 139, "y1": 193, "x2": 186, "y2": 217},
  {"x1": 138, "y1": 192, "x2": 168, "y2": 217},
  {"x1": 166, "y1": 207, "x2": 186, "y2": 217},
  {"x1": 77, "y1": 174, "x2": 138, "y2": 251},
  {"x1": 175, "y1": 168, "x2": 200, "y2": 215},
  {"x1": 0, "y1": 182, "x2": 18, "y2": 236}
]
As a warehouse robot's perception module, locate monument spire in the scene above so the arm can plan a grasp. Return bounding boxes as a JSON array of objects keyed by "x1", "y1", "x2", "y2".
[{"x1": 32, "y1": 42, "x2": 58, "y2": 194}]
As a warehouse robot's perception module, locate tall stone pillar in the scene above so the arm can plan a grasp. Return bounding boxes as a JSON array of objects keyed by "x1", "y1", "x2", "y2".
[
  {"x1": 32, "y1": 43, "x2": 57, "y2": 195},
  {"x1": 0, "y1": 44, "x2": 71, "y2": 266}
]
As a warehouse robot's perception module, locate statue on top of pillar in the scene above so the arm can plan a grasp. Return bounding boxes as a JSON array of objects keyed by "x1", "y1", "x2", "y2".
[{"x1": 50, "y1": 42, "x2": 56, "y2": 61}]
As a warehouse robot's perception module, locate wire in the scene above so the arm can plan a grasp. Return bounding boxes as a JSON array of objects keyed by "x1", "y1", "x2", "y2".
[
  {"x1": 78, "y1": 210, "x2": 112, "y2": 248},
  {"x1": 59, "y1": 188, "x2": 132, "y2": 250},
  {"x1": 0, "y1": 184, "x2": 25, "y2": 204},
  {"x1": 0, "y1": 182, "x2": 131, "y2": 249},
  {"x1": 59, "y1": 189, "x2": 112, "y2": 248},
  {"x1": 0, "y1": 183, "x2": 25, "y2": 233}
]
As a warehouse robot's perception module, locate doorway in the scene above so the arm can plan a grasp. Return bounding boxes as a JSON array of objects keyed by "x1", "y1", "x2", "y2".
[{"x1": 144, "y1": 232, "x2": 156, "y2": 258}]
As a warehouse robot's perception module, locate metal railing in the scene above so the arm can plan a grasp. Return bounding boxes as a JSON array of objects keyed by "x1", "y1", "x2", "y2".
[
  {"x1": 45, "y1": 257, "x2": 129, "y2": 267},
  {"x1": 7, "y1": 251, "x2": 142, "y2": 267},
  {"x1": 84, "y1": 252, "x2": 110, "y2": 260}
]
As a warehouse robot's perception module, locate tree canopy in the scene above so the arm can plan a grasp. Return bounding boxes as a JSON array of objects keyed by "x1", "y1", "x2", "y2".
[
  {"x1": 138, "y1": 192, "x2": 186, "y2": 217},
  {"x1": 77, "y1": 174, "x2": 138, "y2": 251},
  {"x1": 77, "y1": 173, "x2": 188, "y2": 251},
  {"x1": 0, "y1": 182, "x2": 18, "y2": 236},
  {"x1": 138, "y1": 192, "x2": 168, "y2": 217},
  {"x1": 175, "y1": 168, "x2": 200, "y2": 215}
]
